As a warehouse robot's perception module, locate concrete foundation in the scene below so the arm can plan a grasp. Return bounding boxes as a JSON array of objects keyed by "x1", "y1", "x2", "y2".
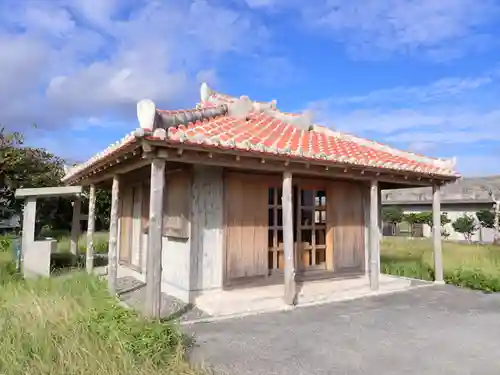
[{"x1": 191, "y1": 274, "x2": 429, "y2": 321}]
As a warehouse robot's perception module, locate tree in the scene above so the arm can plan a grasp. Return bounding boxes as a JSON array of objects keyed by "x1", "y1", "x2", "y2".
[
  {"x1": 476, "y1": 209, "x2": 495, "y2": 229},
  {"x1": 0, "y1": 127, "x2": 111, "y2": 233},
  {"x1": 452, "y1": 214, "x2": 478, "y2": 242},
  {"x1": 474, "y1": 181, "x2": 500, "y2": 245},
  {"x1": 413, "y1": 211, "x2": 451, "y2": 229},
  {"x1": 382, "y1": 206, "x2": 404, "y2": 224}
]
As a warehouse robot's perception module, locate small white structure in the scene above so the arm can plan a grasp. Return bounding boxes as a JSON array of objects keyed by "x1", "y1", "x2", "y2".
[{"x1": 15, "y1": 186, "x2": 83, "y2": 278}]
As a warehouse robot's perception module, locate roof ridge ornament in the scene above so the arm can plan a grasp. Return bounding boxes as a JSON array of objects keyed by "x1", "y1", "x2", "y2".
[
  {"x1": 265, "y1": 108, "x2": 314, "y2": 131},
  {"x1": 200, "y1": 82, "x2": 214, "y2": 103},
  {"x1": 137, "y1": 99, "x2": 157, "y2": 129}
]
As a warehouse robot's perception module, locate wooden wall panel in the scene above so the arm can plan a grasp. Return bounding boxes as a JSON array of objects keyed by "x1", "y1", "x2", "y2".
[
  {"x1": 163, "y1": 169, "x2": 191, "y2": 239},
  {"x1": 119, "y1": 186, "x2": 134, "y2": 263},
  {"x1": 327, "y1": 180, "x2": 365, "y2": 273},
  {"x1": 225, "y1": 172, "x2": 269, "y2": 280}
]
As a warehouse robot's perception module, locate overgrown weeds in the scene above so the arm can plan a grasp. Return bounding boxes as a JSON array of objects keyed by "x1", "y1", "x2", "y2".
[
  {"x1": 381, "y1": 237, "x2": 500, "y2": 292},
  {"x1": 0, "y1": 251, "x2": 201, "y2": 375}
]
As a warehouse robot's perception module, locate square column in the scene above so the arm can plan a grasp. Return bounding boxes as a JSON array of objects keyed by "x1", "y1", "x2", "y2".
[
  {"x1": 108, "y1": 175, "x2": 120, "y2": 293},
  {"x1": 432, "y1": 184, "x2": 444, "y2": 283},
  {"x1": 145, "y1": 158, "x2": 166, "y2": 318},
  {"x1": 86, "y1": 184, "x2": 96, "y2": 273},
  {"x1": 282, "y1": 171, "x2": 295, "y2": 305},
  {"x1": 70, "y1": 197, "x2": 81, "y2": 255},
  {"x1": 369, "y1": 179, "x2": 380, "y2": 291}
]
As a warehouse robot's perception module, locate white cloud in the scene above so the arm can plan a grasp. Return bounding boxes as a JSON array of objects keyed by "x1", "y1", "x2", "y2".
[
  {"x1": 306, "y1": 69, "x2": 500, "y2": 176},
  {"x1": 285, "y1": 0, "x2": 499, "y2": 59},
  {"x1": 328, "y1": 75, "x2": 496, "y2": 106},
  {"x1": 0, "y1": 0, "x2": 269, "y2": 131}
]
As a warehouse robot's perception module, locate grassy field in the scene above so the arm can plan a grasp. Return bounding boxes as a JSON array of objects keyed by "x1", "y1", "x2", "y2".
[
  {"x1": 0, "y1": 238, "x2": 200, "y2": 375},
  {"x1": 381, "y1": 237, "x2": 500, "y2": 291}
]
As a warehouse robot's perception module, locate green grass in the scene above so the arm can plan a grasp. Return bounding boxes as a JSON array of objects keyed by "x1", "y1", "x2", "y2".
[
  {"x1": 38, "y1": 229, "x2": 110, "y2": 254},
  {"x1": 381, "y1": 237, "x2": 500, "y2": 292},
  {"x1": 0, "y1": 241, "x2": 201, "y2": 375}
]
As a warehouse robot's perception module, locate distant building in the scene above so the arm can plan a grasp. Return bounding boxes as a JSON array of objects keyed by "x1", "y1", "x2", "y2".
[{"x1": 382, "y1": 176, "x2": 499, "y2": 243}]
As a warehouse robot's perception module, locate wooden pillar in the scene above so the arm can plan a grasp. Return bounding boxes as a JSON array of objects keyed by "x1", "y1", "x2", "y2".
[
  {"x1": 377, "y1": 186, "x2": 382, "y2": 272},
  {"x1": 432, "y1": 184, "x2": 444, "y2": 283},
  {"x1": 70, "y1": 196, "x2": 81, "y2": 255},
  {"x1": 108, "y1": 176, "x2": 120, "y2": 293},
  {"x1": 363, "y1": 185, "x2": 370, "y2": 275},
  {"x1": 146, "y1": 158, "x2": 166, "y2": 318},
  {"x1": 369, "y1": 179, "x2": 380, "y2": 291},
  {"x1": 282, "y1": 171, "x2": 295, "y2": 305},
  {"x1": 86, "y1": 184, "x2": 96, "y2": 273}
]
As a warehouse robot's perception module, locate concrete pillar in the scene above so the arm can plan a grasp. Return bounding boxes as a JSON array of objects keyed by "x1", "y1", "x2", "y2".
[
  {"x1": 432, "y1": 185, "x2": 444, "y2": 284},
  {"x1": 21, "y1": 197, "x2": 37, "y2": 257}
]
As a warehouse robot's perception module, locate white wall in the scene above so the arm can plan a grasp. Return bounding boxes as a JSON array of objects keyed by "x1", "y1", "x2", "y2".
[
  {"x1": 130, "y1": 165, "x2": 225, "y2": 303},
  {"x1": 402, "y1": 205, "x2": 495, "y2": 243}
]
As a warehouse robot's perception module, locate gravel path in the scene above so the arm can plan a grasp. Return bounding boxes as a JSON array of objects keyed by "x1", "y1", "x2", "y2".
[{"x1": 186, "y1": 285, "x2": 500, "y2": 375}]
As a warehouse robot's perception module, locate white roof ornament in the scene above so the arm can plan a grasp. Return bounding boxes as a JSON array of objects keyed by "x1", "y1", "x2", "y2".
[
  {"x1": 137, "y1": 99, "x2": 157, "y2": 129},
  {"x1": 433, "y1": 156, "x2": 457, "y2": 171},
  {"x1": 63, "y1": 164, "x2": 71, "y2": 175},
  {"x1": 200, "y1": 82, "x2": 213, "y2": 103},
  {"x1": 228, "y1": 96, "x2": 253, "y2": 119}
]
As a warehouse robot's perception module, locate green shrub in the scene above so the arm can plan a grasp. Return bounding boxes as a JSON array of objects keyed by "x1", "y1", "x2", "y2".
[
  {"x1": 381, "y1": 259, "x2": 434, "y2": 281},
  {"x1": 444, "y1": 269, "x2": 500, "y2": 293},
  {"x1": 381, "y1": 237, "x2": 500, "y2": 293}
]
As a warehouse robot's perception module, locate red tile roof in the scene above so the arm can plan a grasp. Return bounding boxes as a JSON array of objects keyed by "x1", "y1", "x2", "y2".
[
  {"x1": 161, "y1": 112, "x2": 455, "y2": 175},
  {"x1": 62, "y1": 84, "x2": 460, "y2": 183}
]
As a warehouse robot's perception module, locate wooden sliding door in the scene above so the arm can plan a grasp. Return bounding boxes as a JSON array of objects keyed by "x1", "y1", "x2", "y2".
[
  {"x1": 225, "y1": 172, "x2": 269, "y2": 280},
  {"x1": 327, "y1": 181, "x2": 365, "y2": 273}
]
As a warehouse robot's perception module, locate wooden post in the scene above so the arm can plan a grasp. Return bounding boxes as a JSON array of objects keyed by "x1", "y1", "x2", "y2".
[
  {"x1": 494, "y1": 201, "x2": 500, "y2": 245},
  {"x1": 377, "y1": 185, "x2": 382, "y2": 272},
  {"x1": 369, "y1": 179, "x2": 380, "y2": 291},
  {"x1": 146, "y1": 158, "x2": 166, "y2": 319},
  {"x1": 282, "y1": 171, "x2": 295, "y2": 305},
  {"x1": 432, "y1": 184, "x2": 444, "y2": 283},
  {"x1": 108, "y1": 176, "x2": 120, "y2": 293},
  {"x1": 86, "y1": 184, "x2": 96, "y2": 273},
  {"x1": 70, "y1": 196, "x2": 81, "y2": 255}
]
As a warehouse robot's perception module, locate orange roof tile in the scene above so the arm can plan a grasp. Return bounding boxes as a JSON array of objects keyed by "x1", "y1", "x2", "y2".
[{"x1": 62, "y1": 83, "x2": 460, "y2": 183}]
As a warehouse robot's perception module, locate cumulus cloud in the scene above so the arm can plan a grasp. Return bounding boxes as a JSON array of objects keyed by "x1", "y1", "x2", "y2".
[{"x1": 0, "y1": 0, "x2": 269, "y2": 131}]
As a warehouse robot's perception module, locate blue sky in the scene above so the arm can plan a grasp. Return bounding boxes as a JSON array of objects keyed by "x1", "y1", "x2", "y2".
[{"x1": 1, "y1": 0, "x2": 500, "y2": 176}]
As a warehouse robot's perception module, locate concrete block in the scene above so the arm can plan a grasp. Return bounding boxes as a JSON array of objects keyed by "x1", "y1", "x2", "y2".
[{"x1": 23, "y1": 240, "x2": 55, "y2": 278}]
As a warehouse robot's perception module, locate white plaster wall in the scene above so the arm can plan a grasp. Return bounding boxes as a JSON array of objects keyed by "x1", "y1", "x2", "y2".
[
  {"x1": 189, "y1": 166, "x2": 224, "y2": 292},
  {"x1": 120, "y1": 166, "x2": 225, "y2": 303}
]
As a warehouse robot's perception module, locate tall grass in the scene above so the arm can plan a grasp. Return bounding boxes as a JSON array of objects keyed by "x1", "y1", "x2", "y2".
[
  {"x1": 381, "y1": 237, "x2": 500, "y2": 292},
  {"x1": 0, "y1": 241, "x2": 201, "y2": 375},
  {"x1": 38, "y1": 229, "x2": 109, "y2": 254}
]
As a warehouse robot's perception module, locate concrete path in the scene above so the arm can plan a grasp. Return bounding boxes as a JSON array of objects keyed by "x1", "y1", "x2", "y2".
[{"x1": 186, "y1": 285, "x2": 500, "y2": 375}]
